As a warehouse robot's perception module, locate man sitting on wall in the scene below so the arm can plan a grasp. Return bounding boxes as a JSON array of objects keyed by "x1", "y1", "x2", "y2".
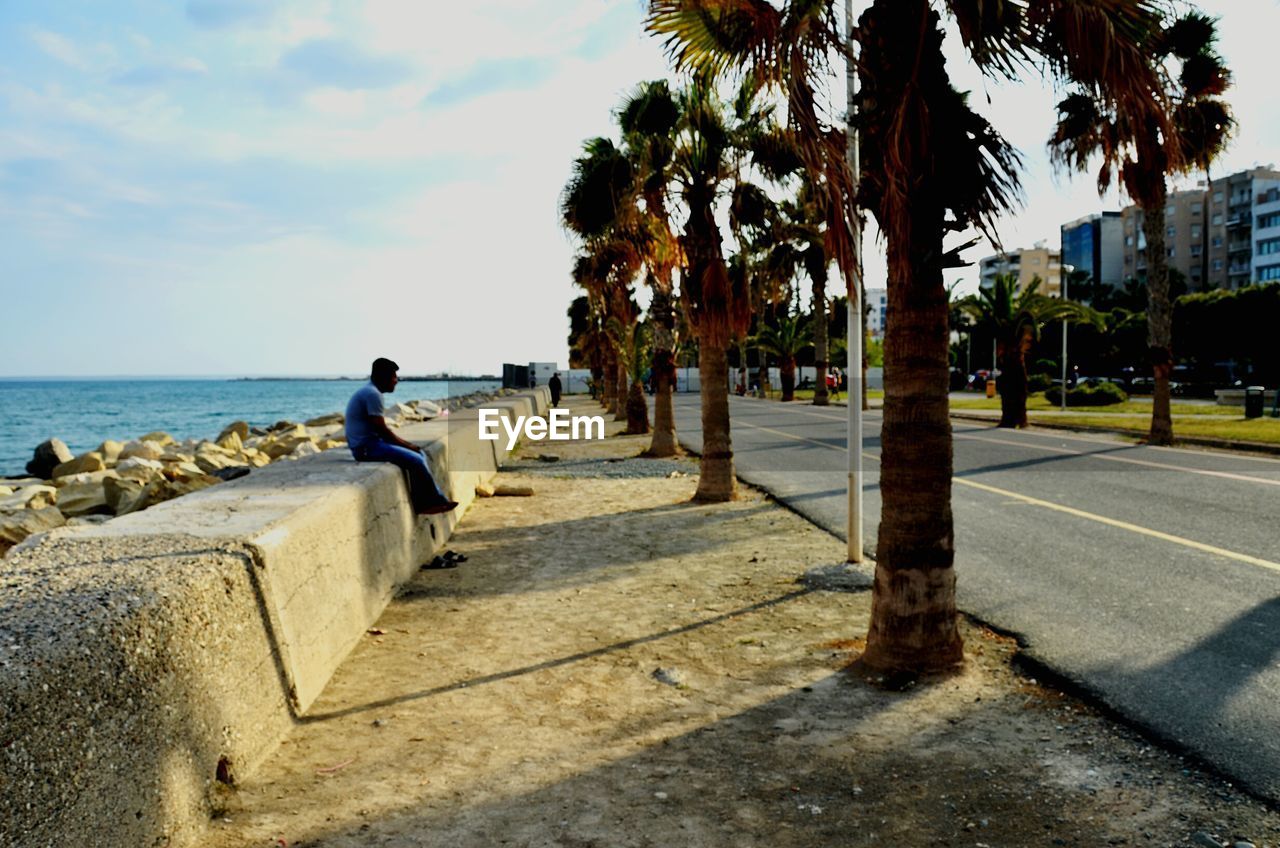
[{"x1": 346, "y1": 357, "x2": 458, "y2": 515}]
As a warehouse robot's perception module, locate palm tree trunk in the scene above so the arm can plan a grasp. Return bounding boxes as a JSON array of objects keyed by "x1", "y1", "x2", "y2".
[
  {"x1": 693, "y1": 339, "x2": 736, "y2": 501},
  {"x1": 625, "y1": 380, "x2": 650, "y2": 434},
  {"x1": 646, "y1": 290, "x2": 679, "y2": 456},
  {"x1": 998, "y1": 332, "x2": 1029, "y2": 428},
  {"x1": 1143, "y1": 181, "x2": 1174, "y2": 446},
  {"x1": 601, "y1": 352, "x2": 616, "y2": 410},
  {"x1": 813, "y1": 274, "x2": 829, "y2": 406},
  {"x1": 613, "y1": 361, "x2": 628, "y2": 421},
  {"x1": 780, "y1": 356, "x2": 796, "y2": 402}
]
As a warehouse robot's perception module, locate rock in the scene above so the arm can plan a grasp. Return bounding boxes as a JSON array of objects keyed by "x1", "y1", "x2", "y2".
[
  {"x1": 289, "y1": 441, "x2": 321, "y2": 459},
  {"x1": 116, "y1": 457, "x2": 166, "y2": 482},
  {"x1": 304, "y1": 412, "x2": 344, "y2": 427},
  {"x1": 26, "y1": 438, "x2": 74, "y2": 478},
  {"x1": 316, "y1": 437, "x2": 346, "y2": 451},
  {"x1": 1192, "y1": 834, "x2": 1224, "y2": 848},
  {"x1": 0, "y1": 486, "x2": 11, "y2": 498},
  {"x1": 54, "y1": 480, "x2": 111, "y2": 517},
  {"x1": 651, "y1": 667, "x2": 683, "y2": 687},
  {"x1": 194, "y1": 444, "x2": 248, "y2": 473},
  {"x1": 416, "y1": 400, "x2": 442, "y2": 417},
  {"x1": 53, "y1": 469, "x2": 119, "y2": 488},
  {"x1": 1233, "y1": 842, "x2": 1257, "y2": 848},
  {"x1": 493, "y1": 484, "x2": 535, "y2": 497},
  {"x1": 165, "y1": 461, "x2": 209, "y2": 482},
  {"x1": 210, "y1": 466, "x2": 251, "y2": 482},
  {"x1": 119, "y1": 440, "x2": 164, "y2": 462},
  {"x1": 97, "y1": 439, "x2": 125, "y2": 466},
  {"x1": 52, "y1": 451, "x2": 106, "y2": 479},
  {"x1": 218, "y1": 421, "x2": 250, "y2": 442},
  {"x1": 104, "y1": 477, "x2": 149, "y2": 515},
  {"x1": 66, "y1": 514, "x2": 112, "y2": 527},
  {"x1": 215, "y1": 430, "x2": 243, "y2": 453},
  {"x1": 139, "y1": 430, "x2": 176, "y2": 446},
  {"x1": 0, "y1": 485, "x2": 58, "y2": 510},
  {"x1": 260, "y1": 426, "x2": 314, "y2": 460},
  {"x1": 475, "y1": 482, "x2": 495, "y2": 498},
  {"x1": 268, "y1": 420, "x2": 297, "y2": 433},
  {"x1": 0, "y1": 507, "x2": 66, "y2": 554},
  {"x1": 159, "y1": 450, "x2": 196, "y2": 464}
]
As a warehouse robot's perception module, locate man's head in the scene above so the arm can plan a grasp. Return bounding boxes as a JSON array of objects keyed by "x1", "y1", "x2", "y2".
[{"x1": 371, "y1": 357, "x2": 399, "y2": 393}]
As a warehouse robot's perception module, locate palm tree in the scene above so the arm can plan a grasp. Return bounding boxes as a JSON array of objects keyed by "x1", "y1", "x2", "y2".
[
  {"x1": 619, "y1": 80, "x2": 685, "y2": 456},
  {"x1": 960, "y1": 275, "x2": 1102, "y2": 427},
  {"x1": 610, "y1": 318, "x2": 653, "y2": 435},
  {"x1": 1050, "y1": 12, "x2": 1234, "y2": 445},
  {"x1": 755, "y1": 312, "x2": 812, "y2": 401},
  {"x1": 770, "y1": 179, "x2": 833, "y2": 406},
  {"x1": 649, "y1": 0, "x2": 1166, "y2": 673}
]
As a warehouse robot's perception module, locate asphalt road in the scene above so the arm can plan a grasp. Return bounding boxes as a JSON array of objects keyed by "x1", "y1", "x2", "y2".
[{"x1": 670, "y1": 393, "x2": 1280, "y2": 802}]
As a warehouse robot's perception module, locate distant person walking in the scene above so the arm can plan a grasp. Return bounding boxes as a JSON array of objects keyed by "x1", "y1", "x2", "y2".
[
  {"x1": 346, "y1": 358, "x2": 457, "y2": 516},
  {"x1": 548, "y1": 372, "x2": 562, "y2": 406}
]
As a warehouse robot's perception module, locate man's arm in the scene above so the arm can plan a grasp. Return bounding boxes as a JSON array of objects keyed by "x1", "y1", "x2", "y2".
[{"x1": 368, "y1": 416, "x2": 422, "y2": 452}]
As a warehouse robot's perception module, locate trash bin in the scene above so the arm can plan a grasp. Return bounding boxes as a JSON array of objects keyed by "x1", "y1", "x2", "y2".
[
  {"x1": 1244, "y1": 385, "x2": 1265, "y2": 419},
  {"x1": 985, "y1": 379, "x2": 997, "y2": 399}
]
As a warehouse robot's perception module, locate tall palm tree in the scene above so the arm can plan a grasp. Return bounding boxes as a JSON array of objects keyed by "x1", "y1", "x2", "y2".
[
  {"x1": 960, "y1": 275, "x2": 1102, "y2": 428},
  {"x1": 754, "y1": 312, "x2": 812, "y2": 401},
  {"x1": 619, "y1": 81, "x2": 685, "y2": 456},
  {"x1": 649, "y1": 0, "x2": 1166, "y2": 673},
  {"x1": 771, "y1": 179, "x2": 833, "y2": 406},
  {"x1": 1050, "y1": 12, "x2": 1234, "y2": 445},
  {"x1": 609, "y1": 317, "x2": 653, "y2": 435}
]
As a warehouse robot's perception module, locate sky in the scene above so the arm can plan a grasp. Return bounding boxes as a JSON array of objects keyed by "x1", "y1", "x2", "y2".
[{"x1": 0, "y1": 0, "x2": 1276, "y2": 377}]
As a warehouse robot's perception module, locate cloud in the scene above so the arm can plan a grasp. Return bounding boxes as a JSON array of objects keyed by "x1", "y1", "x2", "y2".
[
  {"x1": 422, "y1": 57, "x2": 559, "y2": 109},
  {"x1": 277, "y1": 38, "x2": 415, "y2": 90},
  {"x1": 28, "y1": 27, "x2": 88, "y2": 69},
  {"x1": 185, "y1": 0, "x2": 275, "y2": 30},
  {"x1": 112, "y1": 58, "x2": 209, "y2": 87}
]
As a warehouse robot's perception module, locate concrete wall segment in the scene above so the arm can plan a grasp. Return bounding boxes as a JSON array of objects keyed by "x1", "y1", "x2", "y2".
[{"x1": 0, "y1": 388, "x2": 549, "y2": 848}]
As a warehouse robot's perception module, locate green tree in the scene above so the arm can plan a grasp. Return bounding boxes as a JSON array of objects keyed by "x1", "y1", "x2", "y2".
[
  {"x1": 960, "y1": 275, "x2": 1102, "y2": 427},
  {"x1": 754, "y1": 312, "x2": 812, "y2": 401},
  {"x1": 1050, "y1": 12, "x2": 1234, "y2": 445},
  {"x1": 648, "y1": 0, "x2": 1166, "y2": 674}
]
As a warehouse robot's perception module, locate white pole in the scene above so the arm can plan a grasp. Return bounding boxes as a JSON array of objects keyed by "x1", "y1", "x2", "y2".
[
  {"x1": 845, "y1": 0, "x2": 863, "y2": 564},
  {"x1": 1061, "y1": 268, "x2": 1070, "y2": 412}
]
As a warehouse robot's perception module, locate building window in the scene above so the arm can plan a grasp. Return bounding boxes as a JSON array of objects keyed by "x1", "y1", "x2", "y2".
[
  {"x1": 1212, "y1": 236, "x2": 1223, "y2": 247},
  {"x1": 1259, "y1": 212, "x2": 1280, "y2": 229},
  {"x1": 1191, "y1": 244, "x2": 1202, "y2": 257},
  {"x1": 1191, "y1": 224, "x2": 1201, "y2": 238},
  {"x1": 1165, "y1": 205, "x2": 1175, "y2": 217},
  {"x1": 1213, "y1": 259, "x2": 1224, "y2": 270},
  {"x1": 1258, "y1": 237, "x2": 1280, "y2": 256},
  {"x1": 1213, "y1": 214, "x2": 1224, "y2": 225},
  {"x1": 1167, "y1": 247, "x2": 1176, "y2": 258},
  {"x1": 1192, "y1": 206, "x2": 1202, "y2": 216},
  {"x1": 1124, "y1": 235, "x2": 1133, "y2": 246},
  {"x1": 1166, "y1": 226, "x2": 1176, "y2": 238},
  {"x1": 1260, "y1": 264, "x2": 1280, "y2": 282}
]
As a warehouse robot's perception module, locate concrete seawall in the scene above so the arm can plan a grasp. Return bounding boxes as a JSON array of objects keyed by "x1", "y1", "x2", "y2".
[{"x1": 0, "y1": 389, "x2": 550, "y2": 848}]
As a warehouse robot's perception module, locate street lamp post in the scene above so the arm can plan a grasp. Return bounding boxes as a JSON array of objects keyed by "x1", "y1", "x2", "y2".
[
  {"x1": 844, "y1": 0, "x2": 863, "y2": 564},
  {"x1": 1061, "y1": 264, "x2": 1074, "y2": 412}
]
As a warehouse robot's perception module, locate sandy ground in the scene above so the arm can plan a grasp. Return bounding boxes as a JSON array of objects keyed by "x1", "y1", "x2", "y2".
[{"x1": 207, "y1": 399, "x2": 1280, "y2": 848}]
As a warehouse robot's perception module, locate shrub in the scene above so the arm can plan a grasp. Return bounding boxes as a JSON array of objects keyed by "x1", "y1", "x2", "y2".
[
  {"x1": 1027, "y1": 373, "x2": 1053, "y2": 393},
  {"x1": 1045, "y1": 382, "x2": 1128, "y2": 407}
]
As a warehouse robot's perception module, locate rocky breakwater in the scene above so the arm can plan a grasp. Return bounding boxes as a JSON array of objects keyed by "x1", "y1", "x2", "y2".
[{"x1": 0, "y1": 395, "x2": 469, "y2": 557}]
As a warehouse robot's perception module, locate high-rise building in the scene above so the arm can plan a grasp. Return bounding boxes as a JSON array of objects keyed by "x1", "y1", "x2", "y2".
[
  {"x1": 864, "y1": 288, "x2": 887, "y2": 337},
  {"x1": 1060, "y1": 212, "x2": 1123, "y2": 290},
  {"x1": 1120, "y1": 188, "x2": 1208, "y2": 289},
  {"x1": 1204, "y1": 166, "x2": 1280, "y2": 289},
  {"x1": 978, "y1": 244, "x2": 1062, "y2": 295}
]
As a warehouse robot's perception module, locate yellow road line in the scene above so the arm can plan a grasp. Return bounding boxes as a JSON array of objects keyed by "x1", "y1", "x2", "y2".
[{"x1": 953, "y1": 476, "x2": 1280, "y2": 573}]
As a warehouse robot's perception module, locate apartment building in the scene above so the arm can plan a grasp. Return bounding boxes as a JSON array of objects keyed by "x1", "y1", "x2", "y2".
[
  {"x1": 864, "y1": 287, "x2": 888, "y2": 337},
  {"x1": 1202, "y1": 166, "x2": 1280, "y2": 289},
  {"x1": 1120, "y1": 188, "x2": 1208, "y2": 289},
  {"x1": 1061, "y1": 212, "x2": 1124, "y2": 290},
  {"x1": 978, "y1": 244, "x2": 1062, "y2": 295}
]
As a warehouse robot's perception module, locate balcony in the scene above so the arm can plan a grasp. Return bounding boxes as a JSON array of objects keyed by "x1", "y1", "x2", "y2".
[
  {"x1": 1228, "y1": 241, "x2": 1251, "y2": 253},
  {"x1": 1228, "y1": 263, "x2": 1251, "y2": 275}
]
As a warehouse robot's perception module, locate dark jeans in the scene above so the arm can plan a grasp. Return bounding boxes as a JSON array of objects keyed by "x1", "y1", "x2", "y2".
[{"x1": 352, "y1": 441, "x2": 449, "y2": 512}]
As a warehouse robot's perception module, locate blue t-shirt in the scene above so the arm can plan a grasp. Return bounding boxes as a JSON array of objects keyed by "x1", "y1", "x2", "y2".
[{"x1": 345, "y1": 382, "x2": 385, "y2": 450}]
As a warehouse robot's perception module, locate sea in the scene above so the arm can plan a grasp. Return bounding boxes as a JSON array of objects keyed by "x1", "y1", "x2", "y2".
[{"x1": 0, "y1": 378, "x2": 502, "y2": 478}]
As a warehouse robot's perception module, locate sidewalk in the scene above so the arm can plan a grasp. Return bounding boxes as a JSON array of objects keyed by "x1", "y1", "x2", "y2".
[{"x1": 205, "y1": 399, "x2": 1279, "y2": 848}]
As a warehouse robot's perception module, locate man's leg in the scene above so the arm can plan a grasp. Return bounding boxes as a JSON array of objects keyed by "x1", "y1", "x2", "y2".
[{"x1": 355, "y1": 441, "x2": 452, "y2": 512}]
